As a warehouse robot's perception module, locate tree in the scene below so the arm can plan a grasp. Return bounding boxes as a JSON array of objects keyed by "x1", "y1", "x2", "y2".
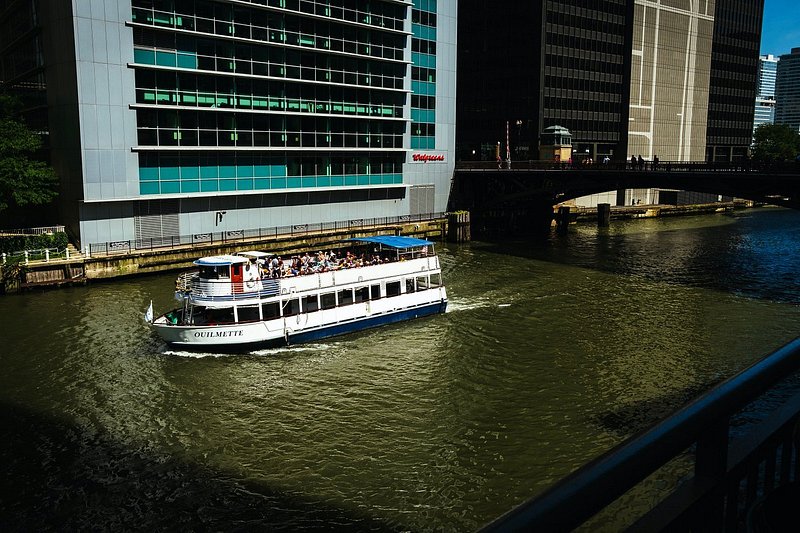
[
  {"x1": 752, "y1": 123, "x2": 800, "y2": 162},
  {"x1": 0, "y1": 94, "x2": 58, "y2": 212}
]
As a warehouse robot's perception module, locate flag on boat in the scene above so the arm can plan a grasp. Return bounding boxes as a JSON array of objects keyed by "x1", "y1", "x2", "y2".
[{"x1": 144, "y1": 300, "x2": 153, "y2": 323}]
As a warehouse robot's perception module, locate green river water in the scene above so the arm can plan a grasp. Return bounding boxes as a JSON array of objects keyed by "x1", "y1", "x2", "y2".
[{"x1": 4, "y1": 207, "x2": 800, "y2": 530}]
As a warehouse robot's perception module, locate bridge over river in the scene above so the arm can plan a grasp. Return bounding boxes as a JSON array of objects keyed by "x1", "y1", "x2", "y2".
[{"x1": 450, "y1": 160, "x2": 800, "y2": 235}]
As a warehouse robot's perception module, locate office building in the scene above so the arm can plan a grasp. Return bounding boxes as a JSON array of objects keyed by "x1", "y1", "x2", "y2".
[
  {"x1": 775, "y1": 47, "x2": 800, "y2": 133},
  {"x1": 627, "y1": 0, "x2": 715, "y2": 162},
  {"x1": 457, "y1": 0, "x2": 763, "y2": 208},
  {"x1": 706, "y1": 0, "x2": 763, "y2": 161},
  {"x1": 456, "y1": 0, "x2": 634, "y2": 164},
  {"x1": 754, "y1": 54, "x2": 778, "y2": 135},
  {"x1": 0, "y1": 0, "x2": 456, "y2": 248}
]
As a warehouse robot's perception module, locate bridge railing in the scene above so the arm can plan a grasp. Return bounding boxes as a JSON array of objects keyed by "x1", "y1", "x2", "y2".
[
  {"x1": 481, "y1": 337, "x2": 800, "y2": 531},
  {"x1": 455, "y1": 160, "x2": 800, "y2": 173}
]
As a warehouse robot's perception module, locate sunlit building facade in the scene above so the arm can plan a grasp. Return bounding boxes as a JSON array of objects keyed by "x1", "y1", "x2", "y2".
[
  {"x1": 1, "y1": 0, "x2": 456, "y2": 248},
  {"x1": 754, "y1": 54, "x2": 778, "y2": 135}
]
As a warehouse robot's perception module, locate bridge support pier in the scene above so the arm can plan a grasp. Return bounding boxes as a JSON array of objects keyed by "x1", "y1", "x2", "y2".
[
  {"x1": 447, "y1": 211, "x2": 471, "y2": 242},
  {"x1": 598, "y1": 203, "x2": 611, "y2": 227},
  {"x1": 557, "y1": 206, "x2": 571, "y2": 231}
]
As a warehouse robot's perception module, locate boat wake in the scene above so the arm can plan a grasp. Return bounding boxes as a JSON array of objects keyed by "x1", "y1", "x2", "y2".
[
  {"x1": 162, "y1": 342, "x2": 336, "y2": 358},
  {"x1": 447, "y1": 297, "x2": 513, "y2": 313}
]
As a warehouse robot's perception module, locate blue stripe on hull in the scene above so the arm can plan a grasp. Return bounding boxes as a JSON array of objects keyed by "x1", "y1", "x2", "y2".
[
  {"x1": 166, "y1": 301, "x2": 447, "y2": 353},
  {"x1": 289, "y1": 301, "x2": 447, "y2": 345}
]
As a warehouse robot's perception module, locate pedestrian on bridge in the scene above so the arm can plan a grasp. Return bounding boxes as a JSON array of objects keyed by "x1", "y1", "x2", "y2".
[
  {"x1": 638, "y1": 155, "x2": 644, "y2": 170},
  {"x1": 653, "y1": 155, "x2": 659, "y2": 170},
  {"x1": 630, "y1": 155, "x2": 636, "y2": 170}
]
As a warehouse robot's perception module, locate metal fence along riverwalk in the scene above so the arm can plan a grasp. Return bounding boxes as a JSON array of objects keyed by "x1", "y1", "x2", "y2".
[{"x1": 85, "y1": 212, "x2": 446, "y2": 257}]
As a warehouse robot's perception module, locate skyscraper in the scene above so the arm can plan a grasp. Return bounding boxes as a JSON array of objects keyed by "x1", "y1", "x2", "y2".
[
  {"x1": 456, "y1": 0, "x2": 634, "y2": 163},
  {"x1": 775, "y1": 48, "x2": 800, "y2": 133},
  {"x1": 457, "y1": 0, "x2": 763, "y2": 208},
  {"x1": 705, "y1": 0, "x2": 764, "y2": 161},
  {"x1": 627, "y1": 0, "x2": 715, "y2": 162},
  {"x1": 0, "y1": 0, "x2": 456, "y2": 249},
  {"x1": 754, "y1": 54, "x2": 778, "y2": 135}
]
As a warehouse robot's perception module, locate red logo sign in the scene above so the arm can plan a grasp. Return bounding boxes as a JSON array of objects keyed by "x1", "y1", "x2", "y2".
[{"x1": 412, "y1": 153, "x2": 445, "y2": 162}]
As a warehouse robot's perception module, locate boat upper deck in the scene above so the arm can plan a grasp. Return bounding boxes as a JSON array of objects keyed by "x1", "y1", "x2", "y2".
[{"x1": 176, "y1": 237, "x2": 442, "y2": 306}]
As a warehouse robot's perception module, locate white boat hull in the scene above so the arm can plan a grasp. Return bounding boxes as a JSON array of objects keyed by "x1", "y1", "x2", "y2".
[
  {"x1": 149, "y1": 239, "x2": 448, "y2": 351},
  {"x1": 152, "y1": 297, "x2": 447, "y2": 351}
]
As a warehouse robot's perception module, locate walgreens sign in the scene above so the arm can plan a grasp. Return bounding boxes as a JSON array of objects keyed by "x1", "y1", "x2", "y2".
[{"x1": 412, "y1": 153, "x2": 445, "y2": 162}]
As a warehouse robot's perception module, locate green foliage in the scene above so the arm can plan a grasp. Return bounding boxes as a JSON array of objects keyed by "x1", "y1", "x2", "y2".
[
  {"x1": 752, "y1": 123, "x2": 800, "y2": 161},
  {"x1": 0, "y1": 231, "x2": 68, "y2": 255},
  {"x1": 0, "y1": 260, "x2": 26, "y2": 293},
  {"x1": 0, "y1": 94, "x2": 58, "y2": 212}
]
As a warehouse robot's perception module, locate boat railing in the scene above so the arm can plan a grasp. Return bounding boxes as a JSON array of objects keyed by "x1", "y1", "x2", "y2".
[
  {"x1": 176, "y1": 257, "x2": 441, "y2": 303},
  {"x1": 176, "y1": 272, "x2": 280, "y2": 300}
]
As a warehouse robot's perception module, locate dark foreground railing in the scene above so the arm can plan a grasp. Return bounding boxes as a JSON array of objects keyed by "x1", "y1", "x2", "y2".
[{"x1": 482, "y1": 337, "x2": 800, "y2": 532}]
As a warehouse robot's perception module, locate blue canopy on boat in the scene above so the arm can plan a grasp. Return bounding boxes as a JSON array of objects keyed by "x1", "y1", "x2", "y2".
[
  {"x1": 194, "y1": 255, "x2": 249, "y2": 266},
  {"x1": 346, "y1": 236, "x2": 433, "y2": 249}
]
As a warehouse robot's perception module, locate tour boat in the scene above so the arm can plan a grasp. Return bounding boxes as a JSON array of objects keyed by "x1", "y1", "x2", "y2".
[{"x1": 148, "y1": 236, "x2": 447, "y2": 350}]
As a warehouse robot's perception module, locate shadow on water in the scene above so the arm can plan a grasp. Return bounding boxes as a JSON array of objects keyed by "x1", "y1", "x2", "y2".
[
  {"x1": 472, "y1": 209, "x2": 800, "y2": 304},
  {"x1": 0, "y1": 401, "x2": 403, "y2": 532},
  {"x1": 591, "y1": 381, "x2": 718, "y2": 437}
]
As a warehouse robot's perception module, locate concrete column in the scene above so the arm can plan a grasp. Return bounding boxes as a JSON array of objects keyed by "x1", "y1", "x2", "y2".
[
  {"x1": 557, "y1": 206, "x2": 571, "y2": 231},
  {"x1": 598, "y1": 203, "x2": 611, "y2": 227},
  {"x1": 447, "y1": 211, "x2": 471, "y2": 242}
]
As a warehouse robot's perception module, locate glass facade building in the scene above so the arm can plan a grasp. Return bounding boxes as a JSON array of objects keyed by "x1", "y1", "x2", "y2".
[
  {"x1": 705, "y1": 0, "x2": 764, "y2": 161},
  {"x1": 754, "y1": 54, "x2": 778, "y2": 135},
  {"x1": 775, "y1": 48, "x2": 800, "y2": 133},
  {"x1": 3, "y1": 0, "x2": 456, "y2": 247},
  {"x1": 456, "y1": 0, "x2": 633, "y2": 163}
]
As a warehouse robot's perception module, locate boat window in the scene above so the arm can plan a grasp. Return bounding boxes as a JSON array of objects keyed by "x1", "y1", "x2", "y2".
[
  {"x1": 238, "y1": 305, "x2": 260, "y2": 323},
  {"x1": 204, "y1": 307, "x2": 234, "y2": 325},
  {"x1": 429, "y1": 273, "x2": 441, "y2": 287},
  {"x1": 199, "y1": 266, "x2": 219, "y2": 279},
  {"x1": 262, "y1": 301, "x2": 280, "y2": 320},
  {"x1": 386, "y1": 281, "x2": 401, "y2": 297},
  {"x1": 338, "y1": 288, "x2": 353, "y2": 306},
  {"x1": 370, "y1": 284, "x2": 381, "y2": 300},
  {"x1": 303, "y1": 295, "x2": 319, "y2": 312},
  {"x1": 321, "y1": 292, "x2": 336, "y2": 310},
  {"x1": 417, "y1": 276, "x2": 429, "y2": 291},
  {"x1": 405, "y1": 278, "x2": 415, "y2": 293},
  {"x1": 283, "y1": 298, "x2": 300, "y2": 316},
  {"x1": 354, "y1": 286, "x2": 369, "y2": 303}
]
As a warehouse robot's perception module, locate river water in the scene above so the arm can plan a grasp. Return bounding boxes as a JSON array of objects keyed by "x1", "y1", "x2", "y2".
[{"x1": 4, "y1": 207, "x2": 800, "y2": 531}]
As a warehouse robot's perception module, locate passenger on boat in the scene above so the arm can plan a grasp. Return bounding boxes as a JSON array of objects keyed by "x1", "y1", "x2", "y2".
[{"x1": 269, "y1": 256, "x2": 280, "y2": 278}]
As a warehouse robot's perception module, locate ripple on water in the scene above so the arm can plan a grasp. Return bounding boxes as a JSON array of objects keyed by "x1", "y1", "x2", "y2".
[{"x1": 5, "y1": 210, "x2": 800, "y2": 530}]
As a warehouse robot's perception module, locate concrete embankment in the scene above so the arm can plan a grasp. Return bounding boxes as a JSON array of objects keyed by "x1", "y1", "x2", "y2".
[
  {"x1": 4, "y1": 218, "x2": 446, "y2": 293},
  {"x1": 563, "y1": 200, "x2": 754, "y2": 224},
  {"x1": 0, "y1": 202, "x2": 760, "y2": 293}
]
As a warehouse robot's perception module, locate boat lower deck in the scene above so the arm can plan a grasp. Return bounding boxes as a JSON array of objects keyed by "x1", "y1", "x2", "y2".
[{"x1": 155, "y1": 300, "x2": 447, "y2": 352}]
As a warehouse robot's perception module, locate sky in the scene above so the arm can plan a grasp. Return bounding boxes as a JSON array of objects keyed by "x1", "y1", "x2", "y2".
[{"x1": 761, "y1": 0, "x2": 800, "y2": 56}]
